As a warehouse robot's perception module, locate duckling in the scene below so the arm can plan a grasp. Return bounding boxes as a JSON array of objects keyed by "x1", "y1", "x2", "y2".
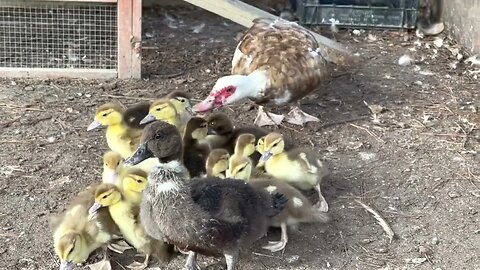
[
  {"x1": 226, "y1": 155, "x2": 330, "y2": 252},
  {"x1": 139, "y1": 91, "x2": 193, "y2": 130},
  {"x1": 205, "y1": 112, "x2": 269, "y2": 152},
  {"x1": 123, "y1": 101, "x2": 151, "y2": 129},
  {"x1": 167, "y1": 90, "x2": 193, "y2": 124},
  {"x1": 233, "y1": 133, "x2": 263, "y2": 167},
  {"x1": 87, "y1": 103, "x2": 143, "y2": 159},
  {"x1": 102, "y1": 151, "x2": 123, "y2": 184},
  {"x1": 118, "y1": 167, "x2": 148, "y2": 206},
  {"x1": 51, "y1": 185, "x2": 119, "y2": 270},
  {"x1": 89, "y1": 183, "x2": 172, "y2": 270},
  {"x1": 258, "y1": 132, "x2": 330, "y2": 212},
  {"x1": 124, "y1": 120, "x2": 288, "y2": 270},
  {"x1": 205, "y1": 149, "x2": 231, "y2": 178},
  {"x1": 182, "y1": 117, "x2": 210, "y2": 177}
]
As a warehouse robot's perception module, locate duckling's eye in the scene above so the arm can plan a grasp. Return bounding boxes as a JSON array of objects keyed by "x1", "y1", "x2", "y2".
[
  {"x1": 136, "y1": 179, "x2": 143, "y2": 183},
  {"x1": 156, "y1": 108, "x2": 161, "y2": 111},
  {"x1": 272, "y1": 142, "x2": 278, "y2": 147},
  {"x1": 102, "y1": 195, "x2": 108, "y2": 199},
  {"x1": 102, "y1": 113, "x2": 108, "y2": 117},
  {"x1": 238, "y1": 167, "x2": 245, "y2": 172},
  {"x1": 116, "y1": 161, "x2": 120, "y2": 165},
  {"x1": 155, "y1": 133, "x2": 164, "y2": 139},
  {"x1": 178, "y1": 98, "x2": 186, "y2": 103}
]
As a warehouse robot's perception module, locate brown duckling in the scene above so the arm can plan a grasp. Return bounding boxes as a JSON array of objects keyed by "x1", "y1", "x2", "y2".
[
  {"x1": 205, "y1": 149, "x2": 231, "y2": 178},
  {"x1": 182, "y1": 116, "x2": 211, "y2": 177},
  {"x1": 258, "y1": 132, "x2": 329, "y2": 212},
  {"x1": 226, "y1": 155, "x2": 330, "y2": 252},
  {"x1": 124, "y1": 120, "x2": 288, "y2": 270}
]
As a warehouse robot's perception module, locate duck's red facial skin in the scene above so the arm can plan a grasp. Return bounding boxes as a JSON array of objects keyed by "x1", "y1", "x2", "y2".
[{"x1": 193, "y1": 86, "x2": 237, "y2": 113}]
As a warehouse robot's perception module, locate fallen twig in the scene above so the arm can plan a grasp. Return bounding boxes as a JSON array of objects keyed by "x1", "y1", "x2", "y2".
[
  {"x1": 100, "y1": 94, "x2": 151, "y2": 101},
  {"x1": 0, "y1": 116, "x2": 21, "y2": 128},
  {"x1": 355, "y1": 199, "x2": 394, "y2": 243},
  {"x1": 350, "y1": 123, "x2": 385, "y2": 143}
]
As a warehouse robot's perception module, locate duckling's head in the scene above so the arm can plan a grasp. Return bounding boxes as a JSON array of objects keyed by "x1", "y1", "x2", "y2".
[
  {"x1": 259, "y1": 132, "x2": 285, "y2": 162},
  {"x1": 235, "y1": 133, "x2": 256, "y2": 157},
  {"x1": 206, "y1": 112, "x2": 233, "y2": 136},
  {"x1": 88, "y1": 184, "x2": 122, "y2": 216},
  {"x1": 168, "y1": 90, "x2": 193, "y2": 115},
  {"x1": 184, "y1": 117, "x2": 208, "y2": 140},
  {"x1": 124, "y1": 121, "x2": 183, "y2": 166},
  {"x1": 102, "y1": 151, "x2": 122, "y2": 182},
  {"x1": 226, "y1": 155, "x2": 253, "y2": 181},
  {"x1": 140, "y1": 99, "x2": 178, "y2": 125},
  {"x1": 256, "y1": 135, "x2": 266, "y2": 154},
  {"x1": 206, "y1": 149, "x2": 230, "y2": 177},
  {"x1": 55, "y1": 232, "x2": 86, "y2": 270},
  {"x1": 87, "y1": 103, "x2": 124, "y2": 131},
  {"x1": 121, "y1": 168, "x2": 148, "y2": 193}
]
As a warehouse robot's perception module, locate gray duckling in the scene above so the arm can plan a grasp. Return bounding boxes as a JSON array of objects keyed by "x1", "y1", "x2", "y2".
[{"x1": 124, "y1": 120, "x2": 288, "y2": 270}]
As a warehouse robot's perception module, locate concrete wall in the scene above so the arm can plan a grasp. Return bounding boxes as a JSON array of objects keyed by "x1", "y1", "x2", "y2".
[{"x1": 442, "y1": 0, "x2": 480, "y2": 54}]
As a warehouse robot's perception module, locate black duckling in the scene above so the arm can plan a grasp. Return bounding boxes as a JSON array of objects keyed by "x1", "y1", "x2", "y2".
[
  {"x1": 182, "y1": 117, "x2": 211, "y2": 177},
  {"x1": 123, "y1": 101, "x2": 151, "y2": 129},
  {"x1": 124, "y1": 120, "x2": 288, "y2": 270}
]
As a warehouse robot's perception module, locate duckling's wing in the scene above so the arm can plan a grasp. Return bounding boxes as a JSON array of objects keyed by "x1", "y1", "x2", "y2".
[
  {"x1": 286, "y1": 148, "x2": 322, "y2": 175},
  {"x1": 123, "y1": 102, "x2": 151, "y2": 129}
]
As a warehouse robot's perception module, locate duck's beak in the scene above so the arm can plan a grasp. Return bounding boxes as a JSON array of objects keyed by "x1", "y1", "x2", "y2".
[
  {"x1": 60, "y1": 261, "x2": 74, "y2": 270},
  {"x1": 185, "y1": 106, "x2": 194, "y2": 115},
  {"x1": 140, "y1": 113, "x2": 156, "y2": 125},
  {"x1": 88, "y1": 202, "x2": 102, "y2": 220},
  {"x1": 124, "y1": 142, "x2": 153, "y2": 166},
  {"x1": 207, "y1": 128, "x2": 218, "y2": 135},
  {"x1": 193, "y1": 99, "x2": 215, "y2": 113},
  {"x1": 260, "y1": 151, "x2": 273, "y2": 162},
  {"x1": 87, "y1": 120, "x2": 101, "y2": 131}
]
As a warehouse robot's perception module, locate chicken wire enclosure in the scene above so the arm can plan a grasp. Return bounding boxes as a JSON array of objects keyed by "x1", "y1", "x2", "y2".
[
  {"x1": 297, "y1": 0, "x2": 420, "y2": 29},
  {"x1": 0, "y1": 0, "x2": 142, "y2": 79}
]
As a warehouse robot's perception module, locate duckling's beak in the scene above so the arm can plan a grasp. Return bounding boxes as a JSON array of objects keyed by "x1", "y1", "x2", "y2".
[
  {"x1": 87, "y1": 120, "x2": 102, "y2": 131},
  {"x1": 60, "y1": 261, "x2": 74, "y2": 270},
  {"x1": 185, "y1": 106, "x2": 194, "y2": 115},
  {"x1": 140, "y1": 113, "x2": 156, "y2": 125},
  {"x1": 207, "y1": 128, "x2": 218, "y2": 135},
  {"x1": 88, "y1": 202, "x2": 102, "y2": 218},
  {"x1": 124, "y1": 142, "x2": 153, "y2": 166},
  {"x1": 260, "y1": 151, "x2": 273, "y2": 162}
]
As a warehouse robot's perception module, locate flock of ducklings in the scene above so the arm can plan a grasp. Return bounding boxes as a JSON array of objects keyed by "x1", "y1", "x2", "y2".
[{"x1": 50, "y1": 90, "x2": 331, "y2": 270}]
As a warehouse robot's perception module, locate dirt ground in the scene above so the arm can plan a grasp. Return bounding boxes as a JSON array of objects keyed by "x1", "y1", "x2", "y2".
[{"x1": 1, "y1": 6, "x2": 479, "y2": 270}]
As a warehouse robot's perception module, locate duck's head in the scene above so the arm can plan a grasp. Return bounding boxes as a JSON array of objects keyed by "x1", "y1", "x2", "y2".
[
  {"x1": 184, "y1": 117, "x2": 208, "y2": 140},
  {"x1": 87, "y1": 103, "x2": 124, "y2": 131},
  {"x1": 168, "y1": 90, "x2": 193, "y2": 115},
  {"x1": 140, "y1": 99, "x2": 178, "y2": 125},
  {"x1": 124, "y1": 121, "x2": 183, "y2": 165},
  {"x1": 206, "y1": 112, "x2": 234, "y2": 136},
  {"x1": 206, "y1": 149, "x2": 230, "y2": 178},
  {"x1": 226, "y1": 155, "x2": 253, "y2": 181},
  {"x1": 235, "y1": 133, "x2": 256, "y2": 157},
  {"x1": 88, "y1": 184, "x2": 121, "y2": 217},
  {"x1": 259, "y1": 132, "x2": 285, "y2": 162},
  {"x1": 193, "y1": 75, "x2": 255, "y2": 113},
  {"x1": 102, "y1": 151, "x2": 122, "y2": 183},
  {"x1": 121, "y1": 168, "x2": 148, "y2": 193},
  {"x1": 55, "y1": 232, "x2": 87, "y2": 270}
]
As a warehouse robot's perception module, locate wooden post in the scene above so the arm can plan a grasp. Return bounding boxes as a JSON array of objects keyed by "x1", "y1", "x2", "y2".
[
  {"x1": 117, "y1": 0, "x2": 142, "y2": 79},
  {"x1": 183, "y1": 0, "x2": 356, "y2": 65}
]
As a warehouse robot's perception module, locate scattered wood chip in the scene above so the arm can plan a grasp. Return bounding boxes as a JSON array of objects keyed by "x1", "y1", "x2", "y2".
[
  {"x1": 107, "y1": 240, "x2": 133, "y2": 254},
  {"x1": 85, "y1": 259, "x2": 112, "y2": 270},
  {"x1": 355, "y1": 200, "x2": 395, "y2": 243}
]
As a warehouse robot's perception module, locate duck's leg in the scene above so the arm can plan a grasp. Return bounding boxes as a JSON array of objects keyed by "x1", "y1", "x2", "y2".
[
  {"x1": 262, "y1": 222, "x2": 288, "y2": 252},
  {"x1": 126, "y1": 253, "x2": 149, "y2": 270},
  {"x1": 253, "y1": 105, "x2": 285, "y2": 127},
  {"x1": 284, "y1": 102, "x2": 320, "y2": 126},
  {"x1": 314, "y1": 183, "x2": 329, "y2": 212},
  {"x1": 224, "y1": 252, "x2": 238, "y2": 270},
  {"x1": 184, "y1": 251, "x2": 201, "y2": 270}
]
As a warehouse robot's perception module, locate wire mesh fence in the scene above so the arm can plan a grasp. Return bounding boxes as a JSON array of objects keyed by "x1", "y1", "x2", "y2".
[{"x1": 0, "y1": 1, "x2": 118, "y2": 70}]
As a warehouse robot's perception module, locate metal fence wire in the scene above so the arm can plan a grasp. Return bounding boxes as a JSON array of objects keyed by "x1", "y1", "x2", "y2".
[{"x1": 0, "y1": 1, "x2": 117, "y2": 70}]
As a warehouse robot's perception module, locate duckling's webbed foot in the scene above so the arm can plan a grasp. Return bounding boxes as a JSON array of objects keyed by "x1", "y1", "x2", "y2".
[
  {"x1": 314, "y1": 183, "x2": 329, "y2": 212},
  {"x1": 284, "y1": 106, "x2": 320, "y2": 126},
  {"x1": 254, "y1": 106, "x2": 284, "y2": 127},
  {"x1": 184, "y1": 251, "x2": 201, "y2": 270},
  {"x1": 224, "y1": 252, "x2": 238, "y2": 270},
  {"x1": 126, "y1": 253, "x2": 149, "y2": 270},
  {"x1": 107, "y1": 239, "x2": 133, "y2": 254},
  {"x1": 262, "y1": 223, "x2": 288, "y2": 252}
]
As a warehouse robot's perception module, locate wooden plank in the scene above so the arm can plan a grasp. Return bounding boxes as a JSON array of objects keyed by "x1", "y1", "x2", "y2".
[
  {"x1": 183, "y1": 0, "x2": 356, "y2": 65},
  {"x1": 131, "y1": 0, "x2": 142, "y2": 79},
  {"x1": 117, "y1": 0, "x2": 133, "y2": 79},
  {"x1": 0, "y1": 68, "x2": 117, "y2": 79},
  {"x1": 4, "y1": 0, "x2": 118, "y2": 2}
]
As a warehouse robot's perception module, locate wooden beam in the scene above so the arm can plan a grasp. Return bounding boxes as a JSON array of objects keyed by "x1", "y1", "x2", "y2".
[
  {"x1": 0, "y1": 68, "x2": 117, "y2": 79},
  {"x1": 183, "y1": 0, "x2": 356, "y2": 65},
  {"x1": 117, "y1": 0, "x2": 142, "y2": 79},
  {"x1": 131, "y1": 0, "x2": 142, "y2": 79}
]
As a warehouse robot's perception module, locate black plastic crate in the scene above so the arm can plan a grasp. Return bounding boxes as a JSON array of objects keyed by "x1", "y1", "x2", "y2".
[{"x1": 297, "y1": 0, "x2": 419, "y2": 29}]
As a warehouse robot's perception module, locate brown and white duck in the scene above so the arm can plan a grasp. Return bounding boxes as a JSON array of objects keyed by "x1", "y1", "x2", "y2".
[
  {"x1": 193, "y1": 18, "x2": 329, "y2": 127},
  {"x1": 124, "y1": 121, "x2": 288, "y2": 270}
]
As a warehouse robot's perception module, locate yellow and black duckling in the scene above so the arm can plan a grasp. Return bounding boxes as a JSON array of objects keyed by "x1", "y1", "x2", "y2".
[
  {"x1": 258, "y1": 132, "x2": 330, "y2": 212},
  {"x1": 122, "y1": 101, "x2": 151, "y2": 129},
  {"x1": 88, "y1": 183, "x2": 173, "y2": 270},
  {"x1": 205, "y1": 149, "x2": 230, "y2": 178},
  {"x1": 51, "y1": 185, "x2": 119, "y2": 270},
  {"x1": 226, "y1": 155, "x2": 330, "y2": 252},
  {"x1": 87, "y1": 103, "x2": 143, "y2": 159},
  {"x1": 124, "y1": 120, "x2": 288, "y2": 270},
  {"x1": 205, "y1": 112, "x2": 269, "y2": 152},
  {"x1": 102, "y1": 151, "x2": 123, "y2": 184},
  {"x1": 182, "y1": 116, "x2": 211, "y2": 177},
  {"x1": 117, "y1": 167, "x2": 148, "y2": 206},
  {"x1": 139, "y1": 91, "x2": 193, "y2": 129}
]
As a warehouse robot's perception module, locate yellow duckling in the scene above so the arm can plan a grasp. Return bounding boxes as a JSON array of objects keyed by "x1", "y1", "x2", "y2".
[
  {"x1": 117, "y1": 167, "x2": 148, "y2": 206},
  {"x1": 87, "y1": 103, "x2": 143, "y2": 159},
  {"x1": 205, "y1": 148, "x2": 230, "y2": 178},
  {"x1": 89, "y1": 184, "x2": 172, "y2": 270},
  {"x1": 226, "y1": 155, "x2": 330, "y2": 252},
  {"x1": 258, "y1": 132, "x2": 330, "y2": 212},
  {"x1": 51, "y1": 185, "x2": 119, "y2": 270},
  {"x1": 102, "y1": 151, "x2": 123, "y2": 184}
]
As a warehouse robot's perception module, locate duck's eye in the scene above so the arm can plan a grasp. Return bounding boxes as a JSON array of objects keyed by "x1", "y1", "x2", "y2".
[
  {"x1": 226, "y1": 87, "x2": 233, "y2": 93},
  {"x1": 136, "y1": 179, "x2": 142, "y2": 183},
  {"x1": 210, "y1": 122, "x2": 215, "y2": 126},
  {"x1": 179, "y1": 98, "x2": 186, "y2": 103},
  {"x1": 155, "y1": 133, "x2": 164, "y2": 139},
  {"x1": 156, "y1": 108, "x2": 161, "y2": 111},
  {"x1": 272, "y1": 142, "x2": 278, "y2": 147},
  {"x1": 117, "y1": 161, "x2": 120, "y2": 165},
  {"x1": 102, "y1": 113, "x2": 108, "y2": 117},
  {"x1": 102, "y1": 195, "x2": 108, "y2": 199},
  {"x1": 238, "y1": 167, "x2": 244, "y2": 172}
]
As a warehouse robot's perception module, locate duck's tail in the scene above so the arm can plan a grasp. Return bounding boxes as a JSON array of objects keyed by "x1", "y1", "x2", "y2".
[{"x1": 268, "y1": 193, "x2": 289, "y2": 217}]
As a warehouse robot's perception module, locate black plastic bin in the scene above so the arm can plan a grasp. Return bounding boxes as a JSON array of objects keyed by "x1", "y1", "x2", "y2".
[{"x1": 296, "y1": 0, "x2": 420, "y2": 29}]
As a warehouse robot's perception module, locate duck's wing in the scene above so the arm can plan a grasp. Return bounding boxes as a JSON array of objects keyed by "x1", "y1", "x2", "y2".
[
  {"x1": 233, "y1": 18, "x2": 328, "y2": 104},
  {"x1": 286, "y1": 148, "x2": 328, "y2": 176},
  {"x1": 123, "y1": 102, "x2": 151, "y2": 129}
]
